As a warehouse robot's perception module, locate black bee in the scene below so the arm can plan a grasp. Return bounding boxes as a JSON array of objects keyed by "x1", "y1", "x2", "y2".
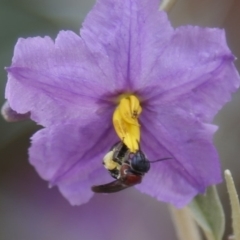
[{"x1": 91, "y1": 142, "x2": 171, "y2": 193}]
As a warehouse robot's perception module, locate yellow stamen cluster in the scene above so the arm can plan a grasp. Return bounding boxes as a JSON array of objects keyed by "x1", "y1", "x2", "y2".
[{"x1": 113, "y1": 95, "x2": 142, "y2": 152}]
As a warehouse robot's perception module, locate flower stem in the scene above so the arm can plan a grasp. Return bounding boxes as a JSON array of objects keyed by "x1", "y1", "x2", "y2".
[
  {"x1": 159, "y1": 0, "x2": 177, "y2": 13},
  {"x1": 169, "y1": 205, "x2": 202, "y2": 240},
  {"x1": 224, "y1": 170, "x2": 240, "y2": 240}
]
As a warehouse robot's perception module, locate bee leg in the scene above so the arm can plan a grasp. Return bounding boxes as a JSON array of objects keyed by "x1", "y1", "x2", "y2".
[
  {"x1": 112, "y1": 142, "x2": 129, "y2": 164},
  {"x1": 108, "y1": 168, "x2": 120, "y2": 179}
]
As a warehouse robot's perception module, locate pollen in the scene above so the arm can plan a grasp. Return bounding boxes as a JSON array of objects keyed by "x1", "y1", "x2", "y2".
[
  {"x1": 103, "y1": 150, "x2": 119, "y2": 170},
  {"x1": 113, "y1": 95, "x2": 141, "y2": 152}
]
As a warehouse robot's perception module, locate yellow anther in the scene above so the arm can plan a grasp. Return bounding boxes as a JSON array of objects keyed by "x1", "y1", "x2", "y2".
[
  {"x1": 118, "y1": 95, "x2": 142, "y2": 126},
  {"x1": 118, "y1": 98, "x2": 139, "y2": 126},
  {"x1": 129, "y1": 95, "x2": 142, "y2": 118},
  {"x1": 112, "y1": 95, "x2": 141, "y2": 152}
]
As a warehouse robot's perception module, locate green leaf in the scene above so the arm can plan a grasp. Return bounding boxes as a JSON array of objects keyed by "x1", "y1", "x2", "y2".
[
  {"x1": 224, "y1": 170, "x2": 240, "y2": 240},
  {"x1": 188, "y1": 185, "x2": 225, "y2": 240}
]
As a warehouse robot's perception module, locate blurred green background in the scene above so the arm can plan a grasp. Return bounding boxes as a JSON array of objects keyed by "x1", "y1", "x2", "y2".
[{"x1": 0, "y1": 0, "x2": 240, "y2": 239}]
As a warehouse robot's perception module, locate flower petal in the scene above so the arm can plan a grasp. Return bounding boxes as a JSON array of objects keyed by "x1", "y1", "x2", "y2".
[
  {"x1": 58, "y1": 167, "x2": 112, "y2": 206},
  {"x1": 6, "y1": 31, "x2": 117, "y2": 126},
  {"x1": 138, "y1": 26, "x2": 240, "y2": 122},
  {"x1": 29, "y1": 114, "x2": 117, "y2": 205},
  {"x1": 136, "y1": 108, "x2": 221, "y2": 207},
  {"x1": 81, "y1": 0, "x2": 173, "y2": 90}
]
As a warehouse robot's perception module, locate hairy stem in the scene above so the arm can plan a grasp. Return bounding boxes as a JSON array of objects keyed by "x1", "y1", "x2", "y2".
[
  {"x1": 169, "y1": 205, "x2": 202, "y2": 240},
  {"x1": 159, "y1": 0, "x2": 177, "y2": 13}
]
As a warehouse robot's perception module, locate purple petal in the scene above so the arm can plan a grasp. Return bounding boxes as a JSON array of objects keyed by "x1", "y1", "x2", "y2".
[
  {"x1": 138, "y1": 26, "x2": 240, "y2": 122},
  {"x1": 139, "y1": 26, "x2": 234, "y2": 89},
  {"x1": 136, "y1": 107, "x2": 221, "y2": 207},
  {"x1": 6, "y1": 31, "x2": 117, "y2": 127},
  {"x1": 29, "y1": 114, "x2": 117, "y2": 205},
  {"x1": 81, "y1": 0, "x2": 173, "y2": 91},
  {"x1": 58, "y1": 167, "x2": 113, "y2": 206},
  {"x1": 166, "y1": 60, "x2": 239, "y2": 122}
]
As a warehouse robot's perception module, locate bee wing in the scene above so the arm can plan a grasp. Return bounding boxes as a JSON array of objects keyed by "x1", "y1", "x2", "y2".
[{"x1": 91, "y1": 179, "x2": 130, "y2": 193}]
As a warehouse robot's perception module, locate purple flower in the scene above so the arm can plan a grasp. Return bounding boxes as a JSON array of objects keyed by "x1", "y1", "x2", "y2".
[{"x1": 4, "y1": 0, "x2": 240, "y2": 207}]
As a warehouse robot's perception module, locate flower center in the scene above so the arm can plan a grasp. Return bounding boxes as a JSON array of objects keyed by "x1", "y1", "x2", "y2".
[{"x1": 113, "y1": 95, "x2": 142, "y2": 152}]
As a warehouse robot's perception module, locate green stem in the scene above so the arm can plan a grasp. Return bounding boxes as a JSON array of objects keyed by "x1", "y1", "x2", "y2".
[
  {"x1": 169, "y1": 205, "x2": 202, "y2": 240},
  {"x1": 159, "y1": 0, "x2": 177, "y2": 12}
]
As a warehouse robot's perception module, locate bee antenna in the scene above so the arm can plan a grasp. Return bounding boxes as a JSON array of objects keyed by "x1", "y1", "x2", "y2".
[{"x1": 150, "y1": 157, "x2": 172, "y2": 163}]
